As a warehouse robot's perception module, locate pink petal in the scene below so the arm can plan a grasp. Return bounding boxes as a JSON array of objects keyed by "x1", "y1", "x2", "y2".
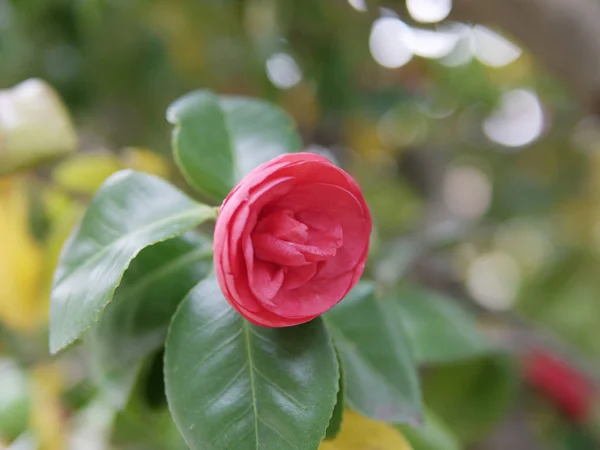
[
  {"x1": 225, "y1": 177, "x2": 295, "y2": 303},
  {"x1": 273, "y1": 183, "x2": 363, "y2": 217},
  {"x1": 247, "y1": 259, "x2": 284, "y2": 304},
  {"x1": 273, "y1": 157, "x2": 366, "y2": 203},
  {"x1": 281, "y1": 263, "x2": 318, "y2": 290},
  {"x1": 228, "y1": 293, "x2": 319, "y2": 328},
  {"x1": 273, "y1": 183, "x2": 371, "y2": 278},
  {"x1": 254, "y1": 209, "x2": 308, "y2": 243},
  {"x1": 222, "y1": 203, "x2": 262, "y2": 312},
  {"x1": 252, "y1": 232, "x2": 307, "y2": 266},
  {"x1": 298, "y1": 211, "x2": 342, "y2": 236},
  {"x1": 317, "y1": 215, "x2": 370, "y2": 279},
  {"x1": 262, "y1": 270, "x2": 355, "y2": 318},
  {"x1": 289, "y1": 242, "x2": 337, "y2": 262},
  {"x1": 217, "y1": 177, "x2": 294, "y2": 313}
]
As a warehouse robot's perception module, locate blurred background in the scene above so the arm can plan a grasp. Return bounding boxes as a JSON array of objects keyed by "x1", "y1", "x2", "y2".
[{"x1": 2, "y1": 0, "x2": 600, "y2": 449}]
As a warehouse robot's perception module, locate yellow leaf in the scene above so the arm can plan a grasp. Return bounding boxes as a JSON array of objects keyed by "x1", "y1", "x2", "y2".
[
  {"x1": 0, "y1": 177, "x2": 44, "y2": 331},
  {"x1": 343, "y1": 117, "x2": 387, "y2": 162},
  {"x1": 122, "y1": 147, "x2": 170, "y2": 178},
  {"x1": 30, "y1": 364, "x2": 66, "y2": 450},
  {"x1": 53, "y1": 152, "x2": 123, "y2": 195},
  {"x1": 320, "y1": 410, "x2": 413, "y2": 450},
  {"x1": 42, "y1": 186, "x2": 75, "y2": 225}
]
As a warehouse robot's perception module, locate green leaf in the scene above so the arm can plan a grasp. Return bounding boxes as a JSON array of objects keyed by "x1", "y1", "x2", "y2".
[
  {"x1": 399, "y1": 408, "x2": 460, "y2": 450},
  {"x1": 324, "y1": 351, "x2": 345, "y2": 441},
  {"x1": 391, "y1": 285, "x2": 489, "y2": 365},
  {"x1": 86, "y1": 233, "x2": 212, "y2": 408},
  {"x1": 164, "y1": 276, "x2": 339, "y2": 450},
  {"x1": 49, "y1": 170, "x2": 217, "y2": 354},
  {"x1": 374, "y1": 238, "x2": 421, "y2": 286},
  {"x1": 86, "y1": 354, "x2": 142, "y2": 411},
  {"x1": 423, "y1": 356, "x2": 517, "y2": 444},
  {"x1": 167, "y1": 90, "x2": 301, "y2": 199},
  {"x1": 87, "y1": 233, "x2": 212, "y2": 371},
  {"x1": 325, "y1": 282, "x2": 422, "y2": 425},
  {"x1": 111, "y1": 355, "x2": 188, "y2": 450},
  {"x1": 0, "y1": 359, "x2": 30, "y2": 441}
]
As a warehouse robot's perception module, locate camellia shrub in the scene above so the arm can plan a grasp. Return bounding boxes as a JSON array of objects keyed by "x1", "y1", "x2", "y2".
[{"x1": 48, "y1": 90, "x2": 487, "y2": 449}]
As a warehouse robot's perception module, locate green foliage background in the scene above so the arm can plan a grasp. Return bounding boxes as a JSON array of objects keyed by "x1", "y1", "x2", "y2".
[{"x1": 2, "y1": 1, "x2": 600, "y2": 449}]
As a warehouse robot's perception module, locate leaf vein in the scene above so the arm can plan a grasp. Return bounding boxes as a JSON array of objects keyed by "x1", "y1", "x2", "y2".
[
  {"x1": 56, "y1": 206, "x2": 209, "y2": 287},
  {"x1": 190, "y1": 327, "x2": 243, "y2": 374},
  {"x1": 205, "y1": 403, "x2": 254, "y2": 448},
  {"x1": 248, "y1": 327, "x2": 295, "y2": 359},
  {"x1": 205, "y1": 361, "x2": 249, "y2": 407},
  {"x1": 258, "y1": 416, "x2": 299, "y2": 450},
  {"x1": 253, "y1": 366, "x2": 307, "y2": 411}
]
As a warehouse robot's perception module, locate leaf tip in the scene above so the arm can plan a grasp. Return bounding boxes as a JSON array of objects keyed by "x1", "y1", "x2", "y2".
[{"x1": 48, "y1": 331, "x2": 71, "y2": 355}]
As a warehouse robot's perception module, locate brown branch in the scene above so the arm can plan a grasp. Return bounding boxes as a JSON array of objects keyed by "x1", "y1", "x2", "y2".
[
  {"x1": 449, "y1": 0, "x2": 600, "y2": 113},
  {"x1": 386, "y1": 0, "x2": 600, "y2": 113}
]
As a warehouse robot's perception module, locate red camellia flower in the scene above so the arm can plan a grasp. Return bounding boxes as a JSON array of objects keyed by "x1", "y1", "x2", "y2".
[{"x1": 213, "y1": 153, "x2": 372, "y2": 327}]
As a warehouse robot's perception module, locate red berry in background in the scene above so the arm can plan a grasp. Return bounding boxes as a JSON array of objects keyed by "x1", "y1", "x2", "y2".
[{"x1": 524, "y1": 350, "x2": 595, "y2": 423}]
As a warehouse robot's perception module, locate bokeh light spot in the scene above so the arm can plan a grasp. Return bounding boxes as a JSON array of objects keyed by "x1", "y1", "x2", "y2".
[
  {"x1": 483, "y1": 89, "x2": 544, "y2": 148},
  {"x1": 405, "y1": 28, "x2": 458, "y2": 59},
  {"x1": 407, "y1": 0, "x2": 452, "y2": 23},
  {"x1": 348, "y1": 0, "x2": 367, "y2": 12},
  {"x1": 266, "y1": 53, "x2": 302, "y2": 89},
  {"x1": 369, "y1": 17, "x2": 413, "y2": 68},
  {"x1": 473, "y1": 25, "x2": 522, "y2": 68},
  {"x1": 443, "y1": 165, "x2": 492, "y2": 220},
  {"x1": 467, "y1": 251, "x2": 521, "y2": 310}
]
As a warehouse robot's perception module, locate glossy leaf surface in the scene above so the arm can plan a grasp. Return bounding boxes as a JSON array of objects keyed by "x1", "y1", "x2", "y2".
[
  {"x1": 168, "y1": 90, "x2": 301, "y2": 199},
  {"x1": 164, "y1": 276, "x2": 339, "y2": 450},
  {"x1": 325, "y1": 282, "x2": 421, "y2": 425},
  {"x1": 50, "y1": 170, "x2": 216, "y2": 353},
  {"x1": 324, "y1": 351, "x2": 345, "y2": 441},
  {"x1": 391, "y1": 285, "x2": 489, "y2": 365},
  {"x1": 88, "y1": 232, "x2": 212, "y2": 370}
]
